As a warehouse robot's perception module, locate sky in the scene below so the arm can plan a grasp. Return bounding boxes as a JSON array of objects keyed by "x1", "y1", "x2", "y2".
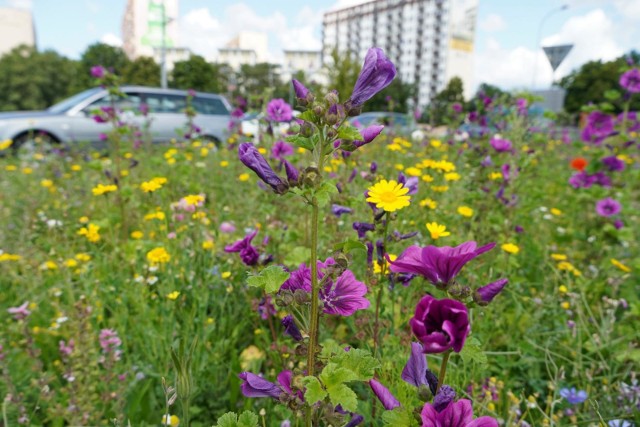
[{"x1": 2, "y1": 0, "x2": 640, "y2": 92}]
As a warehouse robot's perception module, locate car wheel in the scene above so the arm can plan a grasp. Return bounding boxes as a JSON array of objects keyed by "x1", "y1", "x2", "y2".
[
  {"x1": 201, "y1": 135, "x2": 221, "y2": 149},
  {"x1": 12, "y1": 131, "x2": 61, "y2": 157}
]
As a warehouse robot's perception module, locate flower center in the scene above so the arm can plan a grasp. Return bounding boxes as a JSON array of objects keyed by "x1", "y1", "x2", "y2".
[{"x1": 379, "y1": 191, "x2": 398, "y2": 203}]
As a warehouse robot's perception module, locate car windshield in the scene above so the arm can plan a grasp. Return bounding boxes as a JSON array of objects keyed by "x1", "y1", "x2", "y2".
[{"x1": 47, "y1": 88, "x2": 102, "y2": 114}]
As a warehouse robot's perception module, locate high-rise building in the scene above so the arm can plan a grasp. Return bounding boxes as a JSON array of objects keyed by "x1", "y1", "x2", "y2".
[
  {"x1": 0, "y1": 7, "x2": 35, "y2": 58},
  {"x1": 322, "y1": 0, "x2": 478, "y2": 109},
  {"x1": 122, "y1": 0, "x2": 188, "y2": 70}
]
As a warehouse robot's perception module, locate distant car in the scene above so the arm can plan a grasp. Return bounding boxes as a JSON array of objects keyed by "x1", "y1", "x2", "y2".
[
  {"x1": 0, "y1": 86, "x2": 234, "y2": 152},
  {"x1": 240, "y1": 110, "x2": 300, "y2": 144},
  {"x1": 349, "y1": 112, "x2": 422, "y2": 141}
]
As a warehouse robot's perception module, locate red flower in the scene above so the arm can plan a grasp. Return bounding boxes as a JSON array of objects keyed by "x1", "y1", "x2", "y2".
[{"x1": 570, "y1": 157, "x2": 588, "y2": 171}]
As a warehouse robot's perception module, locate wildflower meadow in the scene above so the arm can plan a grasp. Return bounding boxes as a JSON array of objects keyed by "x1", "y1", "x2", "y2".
[{"x1": 0, "y1": 49, "x2": 638, "y2": 427}]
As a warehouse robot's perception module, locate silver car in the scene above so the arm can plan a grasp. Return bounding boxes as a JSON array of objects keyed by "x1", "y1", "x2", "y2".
[{"x1": 0, "y1": 86, "x2": 234, "y2": 151}]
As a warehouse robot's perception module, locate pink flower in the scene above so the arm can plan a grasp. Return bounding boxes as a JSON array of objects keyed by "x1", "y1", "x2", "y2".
[
  {"x1": 8, "y1": 301, "x2": 30, "y2": 320},
  {"x1": 421, "y1": 399, "x2": 498, "y2": 427}
]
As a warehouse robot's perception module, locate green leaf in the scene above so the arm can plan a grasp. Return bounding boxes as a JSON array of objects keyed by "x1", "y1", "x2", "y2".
[
  {"x1": 459, "y1": 337, "x2": 488, "y2": 368},
  {"x1": 214, "y1": 412, "x2": 238, "y2": 427},
  {"x1": 382, "y1": 406, "x2": 416, "y2": 426},
  {"x1": 330, "y1": 348, "x2": 381, "y2": 381},
  {"x1": 284, "y1": 246, "x2": 311, "y2": 267},
  {"x1": 298, "y1": 110, "x2": 317, "y2": 122},
  {"x1": 333, "y1": 239, "x2": 367, "y2": 254},
  {"x1": 315, "y1": 180, "x2": 338, "y2": 207},
  {"x1": 237, "y1": 411, "x2": 260, "y2": 427},
  {"x1": 246, "y1": 265, "x2": 290, "y2": 294},
  {"x1": 301, "y1": 376, "x2": 327, "y2": 404},
  {"x1": 337, "y1": 125, "x2": 364, "y2": 141},
  {"x1": 319, "y1": 339, "x2": 344, "y2": 361},
  {"x1": 327, "y1": 382, "x2": 358, "y2": 412},
  {"x1": 320, "y1": 364, "x2": 358, "y2": 387},
  {"x1": 285, "y1": 134, "x2": 314, "y2": 151},
  {"x1": 213, "y1": 411, "x2": 259, "y2": 427},
  {"x1": 604, "y1": 89, "x2": 621, "y2": 100}
]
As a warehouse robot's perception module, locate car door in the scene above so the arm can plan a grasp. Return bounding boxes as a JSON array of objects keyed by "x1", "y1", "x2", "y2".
[
  {"x1": 141, "y1": 92, "x2": 188, "y2": 142},
  {"x1": 67, "y1": 91, "x2": 143, "y2": 145},
  {"x1": 191, "y1": 96, "x2": 232, "y2": 143}
]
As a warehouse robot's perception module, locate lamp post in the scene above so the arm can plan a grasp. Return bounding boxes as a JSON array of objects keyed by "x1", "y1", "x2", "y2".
[{"x1": 531, "y1": 4, "x2": 568, "y2": 90}]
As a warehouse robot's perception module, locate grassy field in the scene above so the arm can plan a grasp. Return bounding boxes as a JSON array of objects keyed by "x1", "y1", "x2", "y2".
[{"x1": 0, "y1": 102, "x2": 638, "y2": 426}]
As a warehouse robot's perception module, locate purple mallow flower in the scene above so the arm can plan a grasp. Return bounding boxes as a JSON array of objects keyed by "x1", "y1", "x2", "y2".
[
  {"x1": 266, "y1": 98, "x2": 293, "y2": 122},
  {"x1": 271, "y1": 140, "x2": 294, "y2": 160},
  {"x1": 280, "y1": 258, "x2": 370, "y2": 316},
  {"x1": 389, "y1": 241, "x2": 496, "y2": 286},
  {"x1": 475, "y1": 278, "x2": 508, "y2": 305},
  {"x1": 620, "y1": 68, "x2": 640, "y2": 93},
  {"x1": 224, "y1": 229, "x2": 260, "y2": 266},
  {"x1": 595, "y1": 198, "x2": 621, "y2": 217},
  {"x1": 410, "y1": 295, "x2": 470, "y2": 354},
  {"x1": 239, "y1": 371, "x2": 296, "y2": 399},
  {"x1": 238, "y1": 143, "x2": 288, "y2": 194},
  {"x1": 402, "y1": 342, "x2": 438, "y2": 394},
  {"x1": 490, "y1": 136, "x2": 513, "y2": 153},
  {"x1": 581, "y1": 111, "x2": 614, "y2": 144},
  {"x1": 369, "y1": 379, "x2": 400, "y2": 410},
  {"x1": 421, "y1": 399, "x2": 498, "y2": 426},
  {"x1": 90, "y1": 65, "x2": 106, "y2": 78},
  {"x1": 8, "y1": 301, "x2": 30, "y2": 320},
  {"x1": 602, "y1": 156, "x2": 625, "y2": 172},
  {"x1": 346, "y1": 47, "x2": 397, "y2": 110},
  {"x1": 99, "y1": 329, "x2": 122, "y2": 359},
  {"x1": 560, "y1": 387, "x2": 588, "y2": 405}
]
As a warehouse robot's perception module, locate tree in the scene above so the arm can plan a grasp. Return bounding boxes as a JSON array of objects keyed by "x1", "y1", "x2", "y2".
[
  {"x1": 235, "y1": 63, "x2": 284, "y2": 110},
  {"x1": 429, "y1": 76, "x2": 465, "y2": 125},
  {"x1": 325, "y1": 49, "x2": 361, "y2": 103},
  {"x1": 122, "y1": 56, "x2": 161, "y2": 87},
  {"x1": 0, "y1": 45, "x2": 78, "y2": 111},
  {"x1": 559, "y1": 52, "x2": 640, "y2": 113},
  {"x1": 171, "y1": 55, "x2": 224, "y2": 93},
  {"x1": 79, "y1": 43, "x2": 130, "y2": 87},
  {"x1": 363, "y1": 79, "x2": 415, "y2": 113}
]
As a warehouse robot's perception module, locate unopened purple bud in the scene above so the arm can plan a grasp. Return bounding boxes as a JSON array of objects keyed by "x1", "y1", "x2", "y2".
[
  {"x1": 369, "y1": 379, "x2": 400, "y2": 410},
  {"x1": 370, "y1": 162, "x2": 378, "y2": 174},
  {"x1": 475, "y1": 278, "x2": 508, "y2": 305},
  {"x1": 238, "y1": 143, "x2": 288, "y2": 194},
  {"x1": 282, "y1": 315, "x2": 303, "y2": 341},
  {"x1": 345, "y1": 414, "x2": 364, "y2": 427},
  {"x1": 292, "y1": 79, "x2": 310, "y2": 100},
  {"x1": 283, "y1": 160, "x2": 299, "y2": 185},
  {"x1": 353, "y1": 222, "x2": 375, "y2": 239},
  {"x1": 366, "y1": 242, "x2": 374, "y2": 266},
  {"x1": 614, "y1": 219, "x2": 624, "y2": 229},
  {"x1": 354, "y1": 125, "x2": 384, "y2": 148},
  {"x1": 514, "y1": 225, "x2": 524, "y2": 233},
  {"x1": 375, "y1": 239, "x2": 385, "y2": 264},
  {"x1": 91, "y1": 65, "x2": 106, "y2": 78},
  {"x1": 433, "y1": 385, "x2": 456, "y2": 412}
]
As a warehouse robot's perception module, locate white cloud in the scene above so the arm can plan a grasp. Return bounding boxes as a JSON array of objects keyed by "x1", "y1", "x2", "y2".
[
  {"x1": 6, "y1": 0, "x2": 32, "y2": 9},
  {"x1": 179, "y1": 3, "x2": 323, "y2": 63},
  {"x1": 328, "y1": 0, "x2": 371, "y2": 11},
  {"x1": 479, "y1": 13, "x2": 506, "y2": 32},
  {"x1": 474, "y1": 8, "x2": 625, "y2": 91},
  {"x1": 100, "y1": 33, "x2": 122, "y2": 47}
]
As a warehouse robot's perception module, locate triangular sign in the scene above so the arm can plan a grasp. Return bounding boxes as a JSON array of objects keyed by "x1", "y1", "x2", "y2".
[{"x1": 543, "y1": 45, "x2": 573, "y2": 72}]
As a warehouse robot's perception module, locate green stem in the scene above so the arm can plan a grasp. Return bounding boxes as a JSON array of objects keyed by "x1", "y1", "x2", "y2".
[
  {"x1": 436, "y1": 351, "x2": 451, "y2": 394},
  {"x1": 372, "y1": 212, "x2": 391, "y2": 357},
  {"x1": 182, "y1": 397, "x2": 190, "y2": 427}
]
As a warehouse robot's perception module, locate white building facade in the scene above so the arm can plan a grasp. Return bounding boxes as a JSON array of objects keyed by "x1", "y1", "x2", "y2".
[
  {"x1": 322, "y1": 0, "x2": 478, "y2": 109},
  {"x1": 0, "y1": 7, "x2": 35, "y2": 58}
]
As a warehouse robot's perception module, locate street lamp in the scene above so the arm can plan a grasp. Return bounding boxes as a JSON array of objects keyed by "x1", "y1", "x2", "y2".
[{"x1": 531, "y1": 4, "x2": 569, "y2": 90}]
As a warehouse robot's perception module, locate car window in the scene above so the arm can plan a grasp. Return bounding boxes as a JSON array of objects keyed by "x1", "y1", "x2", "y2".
[
  {"x1": 87, "y1": 92, "x2": 142, "y2": 111},
  {"x1": 48, "y1": 88, "x2": 102, "y2": 113},
  {"x1": 143, "y1": 93, "x2": 187, "y2": 113},
  {"x1": 193, "y1": 97, "x2": 229, "y2": 115}
]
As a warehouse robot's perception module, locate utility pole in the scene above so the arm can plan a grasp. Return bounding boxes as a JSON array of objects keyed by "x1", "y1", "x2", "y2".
[
  {"x1": 160, "y1": 0, "x2": 167, "y2": 89},
  {"x1": 531, "y1": 4, "x2": 568, "y2": 90}
]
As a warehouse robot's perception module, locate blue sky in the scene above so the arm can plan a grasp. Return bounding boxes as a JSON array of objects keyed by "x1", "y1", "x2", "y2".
[{"x1": 3, "y1": 0, "x2": 639, "y2": 90}]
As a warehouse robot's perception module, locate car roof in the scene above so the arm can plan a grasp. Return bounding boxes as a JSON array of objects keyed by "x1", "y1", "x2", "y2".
[{"x1": 118, "y1": 85, "x2": 224, "y2": 99}]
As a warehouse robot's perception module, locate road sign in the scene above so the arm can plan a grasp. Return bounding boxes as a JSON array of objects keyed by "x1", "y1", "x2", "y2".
[{"x1": 543, "y1": 44, "x2": 573, "y2": 71}]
